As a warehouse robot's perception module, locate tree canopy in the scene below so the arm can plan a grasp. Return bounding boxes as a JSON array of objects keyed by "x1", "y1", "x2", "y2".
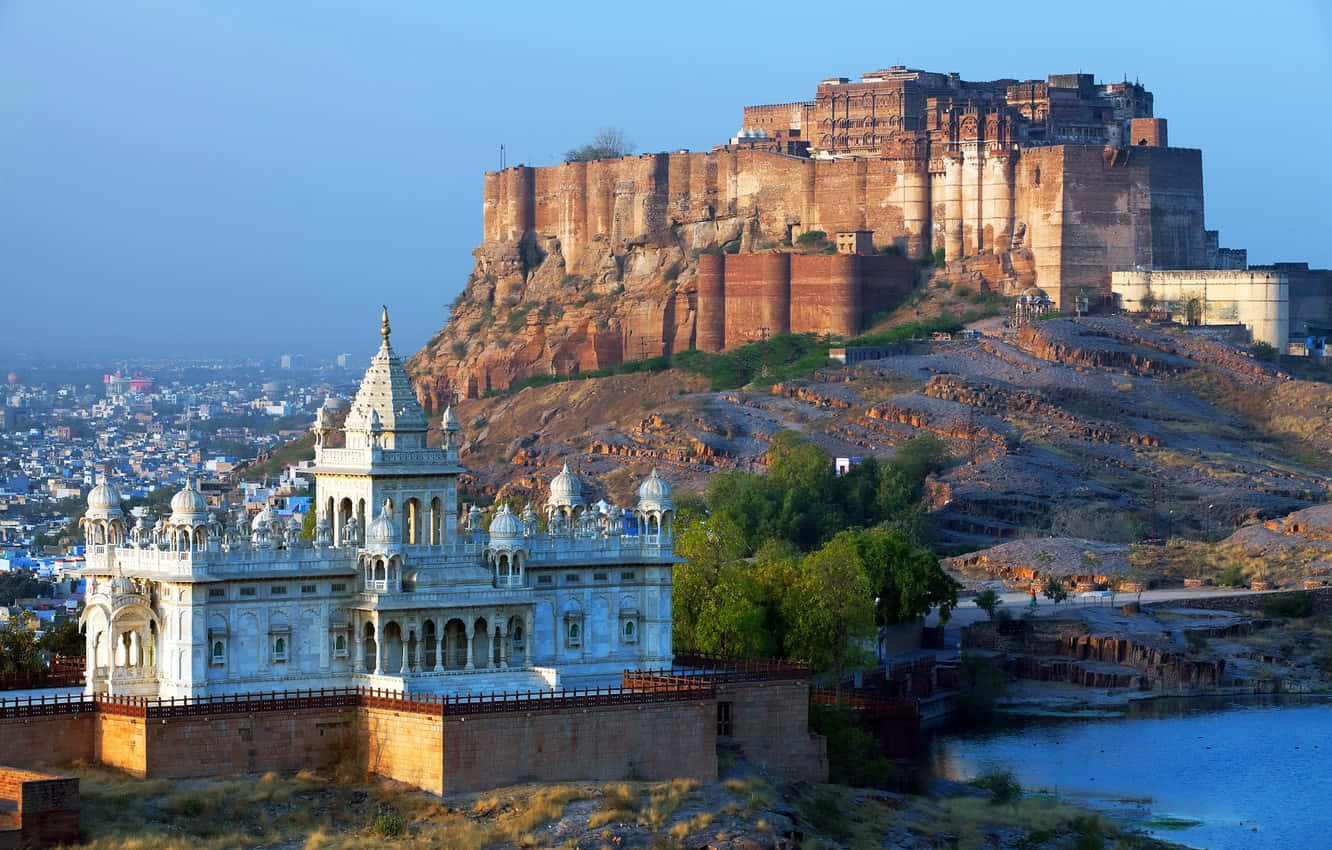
[
  {"x1": 672, "y1": 431, "x2": 959, "y2": 677},
  {"x1": 564, "y1": 127, "x2": 633, "y2": 162}
]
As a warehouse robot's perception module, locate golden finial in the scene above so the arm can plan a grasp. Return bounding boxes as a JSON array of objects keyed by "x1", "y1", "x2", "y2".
[{"x1": 381, "y1": 305, "x2": 391, "y2": 344}]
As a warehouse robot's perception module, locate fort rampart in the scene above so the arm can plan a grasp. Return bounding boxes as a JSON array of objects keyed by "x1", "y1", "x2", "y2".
[{"x1": 484, "y1": 145, "x2": 1203, "y2": 311}]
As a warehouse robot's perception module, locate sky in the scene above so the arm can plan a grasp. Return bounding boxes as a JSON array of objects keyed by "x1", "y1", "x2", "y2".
[{"x1": 3, "y1": 1, "x2": 1329, "y2": 362}]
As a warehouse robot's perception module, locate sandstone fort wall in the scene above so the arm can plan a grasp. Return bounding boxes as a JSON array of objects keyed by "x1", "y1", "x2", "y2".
[{"x1": 483, "y1": 146, "x2": 1204, "y2": 312}]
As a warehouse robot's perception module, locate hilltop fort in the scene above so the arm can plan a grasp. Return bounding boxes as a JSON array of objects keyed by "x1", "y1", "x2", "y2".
[{"x1": 411, "y1": 66, "x2": 1247, "y2": 406}]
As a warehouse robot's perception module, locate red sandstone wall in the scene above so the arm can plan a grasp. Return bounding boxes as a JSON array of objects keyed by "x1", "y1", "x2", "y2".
[
  {"x1": 142, "y1": 708, "x2": 354, "y2": 779},
  {"x1": 0, "y1": 716, "x2": 93, "y2": 768},
  {"x1": 790, "y1": 254, "x2": 859, "y2": 337},
  {"x1": 361, "y1": 707, "x2": 444, "y2": 796},
  {"x1": 95, "y1": 714, "x2": 148, "y2": 777},
  {"x1": 439, "y1": 701, "x2": 717, "y2": 794},
  {"x1": 723, "y1": 253, "x2": 790, "y2": 347},
  {"x1": 0, "y1": 769, "x2": 79, "y2": 848},
  {"x1": 716, "y1": 680, "x2": 827, "y2": 782},
  {"x1": 695, "y1": 253, "x2": 726, "y2": 352}
]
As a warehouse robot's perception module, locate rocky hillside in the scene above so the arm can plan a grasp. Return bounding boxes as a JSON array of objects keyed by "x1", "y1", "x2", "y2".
[
  {"x1": 408, "y1": 216, "x2": 734, "y2": 409},
  {"x1": 420, "y1": 315, "x2": 1331, "y2": 552}
]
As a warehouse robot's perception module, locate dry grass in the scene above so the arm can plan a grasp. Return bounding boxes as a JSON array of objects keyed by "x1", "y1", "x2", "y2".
[{"x1": 586, "y1": 783, "x2": 640, "y2": 828}]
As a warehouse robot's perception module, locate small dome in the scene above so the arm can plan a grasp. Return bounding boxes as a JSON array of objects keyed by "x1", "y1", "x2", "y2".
[
  {"x1": 366, "y1": 501, "x2": 400, "y2": 546},
  {"x1": 86, "y1": 479, "x2": 124, "y2": 516},
  {"x1": 489, "y1": 504, "x2": 524, "y2": 540},
  {"x1": 251, "y1": 505, "x2": 276, "y2": 532},
  {"x1": 548, "y1": 464, "x2": 582, "y2": 507},
  {"x1": 170, "y1": 479, "x2": 209, "y2": 522},
  {"x1": 441, "y1": 405, "x2": 459, "y2": 431},
  {"x1": 287, "y1": 513, "x2": 302, "y2": 532},
  {"x1": 637, "y1": 468, "x2": 673, "y2": 510}
]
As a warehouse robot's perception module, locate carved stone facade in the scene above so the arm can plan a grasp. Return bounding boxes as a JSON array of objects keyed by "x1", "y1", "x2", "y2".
[{"x1": 79, "y1": 311, "x2": 676, "y2": 698}]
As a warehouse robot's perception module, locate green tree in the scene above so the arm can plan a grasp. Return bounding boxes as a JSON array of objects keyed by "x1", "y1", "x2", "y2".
[
  {"x1": 0, "y1": 620, "x2": 42, "y2": 675},
  {"x1": 671, "y1": 511, "x2": 746, "y2": 651},
  {"x1": 973, "y1": 588, "x2": 1003, "y2": 620},
  {"x1": 783, "y1": 533, "x2": 876, "y2": 682},
  {"x1": 1042, "y1": 575, "x2": 1070, "y2": 605},
  {"x1": 847, "y1": 528, "x2": 959, "y2": 625},
  {"x1": 39, "y1": 618, "x2": 84, "y2": 657}
]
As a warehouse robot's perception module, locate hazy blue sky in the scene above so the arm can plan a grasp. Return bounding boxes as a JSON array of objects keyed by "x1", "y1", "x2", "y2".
[{"x1": 3, "y1": 1, "x2": 1329, "y2": 361}]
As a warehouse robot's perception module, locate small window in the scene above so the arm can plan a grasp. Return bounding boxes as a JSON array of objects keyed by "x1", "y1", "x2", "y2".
[
  {"x1": 331, "y1": 583, "x2": 347, "y2": 593},
  {"x1": 564, "y1": 574, "x2": 580, "y2": 583},
  {"x1": 620, "y1": 571, "x2": 635, "y2": 581},
  {"x1": 239, "y1": 587, "x2": 256, "y2": 597},
  {"x1": 512, "y1": 625, "x2": 524, "y2": 646},
  {"x1": 301, "y1": 584, "x2": 317, "y2": 594},
  {"x1": 333, "y1": 634, "x2": 347, "y2": 657},
  {"x1": 537, "y1": 575, "x2": 553, "y2": 585},
  {"x1": 717, "y1": 701, "x2": 733, "y2": 737},
  {"x1": 622, "y1": 619, "x2": 637, "y2": 643},
  {"x1": 211, "y1": 640, "x2": 225, "y2": 665},
  {"x1": 273, "y1": 637, "x2": 287, "y2": 662},
  {"x1": 271, "y1": 586, "x2": 287, "y2": 595},
  {"x1": 593, "y1": 572, "x2": 607, "y2": 582},
  {"x1": 566, "y1": 621, "x2": 581, "y2": 648},
  {"x1": 208, "y1": 587, "x2": 225, "y2": 599}
]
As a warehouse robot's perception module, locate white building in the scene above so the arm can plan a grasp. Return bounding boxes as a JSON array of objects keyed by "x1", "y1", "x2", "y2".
[{"x1": 79, "y1": 310, "x2": 677, "y2": 698}]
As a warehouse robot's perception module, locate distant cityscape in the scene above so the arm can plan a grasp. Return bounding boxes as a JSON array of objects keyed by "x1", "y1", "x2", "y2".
[{"x1": 0, "y1": 355, "x2": 360, "y2": 614}]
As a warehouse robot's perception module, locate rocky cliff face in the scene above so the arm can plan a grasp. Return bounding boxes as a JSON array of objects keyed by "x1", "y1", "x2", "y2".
[{"x1": 407, "y1": 213, "x2": 751, "y2": 411}]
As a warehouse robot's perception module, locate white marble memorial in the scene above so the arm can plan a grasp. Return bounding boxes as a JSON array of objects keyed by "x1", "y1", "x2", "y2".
[{"x1": 79, "y1": 310, "x2": 676, "y2": 698}]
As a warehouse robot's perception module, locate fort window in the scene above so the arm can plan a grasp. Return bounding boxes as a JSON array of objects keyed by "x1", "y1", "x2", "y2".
[
  {"x1": 333, "y1": 634, "x2": 347, "y2": 657},
  {"x1": 211, "y1": 640, "x2": 225, "y2": 665},
  {"x1": 331, "y1": 583, "x2": 347, "y2": 593},
  {"x1": 208, "y1": 587, "x2": 225, "y2": 599},
  {"x1": 240, "y1": 587, "x2": 256, "y2": 597},
  {"x1": 565, "y1": 573, "x2": 580, "y2": 583},
  {"x1": 301, "y1": 584, "x2": 317, "y2": 594},
  {"x1": 272, "y1": 637, "x2": 287, "y2": 662},
  {"x1": 593, "y1": 572, "x2": 608, "y2": 582},
  {"x1": 717, "y1": 701, "x2": 734, "y2": 737},
  {"x1": 538, "y1": 575, "x2": 553, "y2": 585},
  {"x1": 1033, "y1": 167, "x2": 1041, "y2": 186},
  {"x1": 271, "y1": 586, "x2": 287, "y2": 595},
  {"x1": 620, "y1": 571, "x2": 636, "y2": 581}
]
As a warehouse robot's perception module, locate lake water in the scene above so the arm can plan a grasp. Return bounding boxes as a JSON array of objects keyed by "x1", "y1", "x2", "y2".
[{"x1": 930, "y1": 695, "x2": 1332, "y2": 849}]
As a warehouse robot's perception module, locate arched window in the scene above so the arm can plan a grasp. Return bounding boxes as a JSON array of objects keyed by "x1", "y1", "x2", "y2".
[
  {"x1": 212, "y1": 640, "x2": 224, "y2": 662},
  {"x1": 624, "y1": 620, "x2": 635, "y2": 637},
  {"x1": 334, "y1": 634, "x2": 346, "y2": 653},
  {"x1": 273, "y1": 637, "x2": 287, "y2": 662}
]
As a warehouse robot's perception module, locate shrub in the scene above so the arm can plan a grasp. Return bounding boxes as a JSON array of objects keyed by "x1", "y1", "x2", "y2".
[
  {"x1": 721, "y1": 238, "x2": 741, "y2": 254},
  {"x1": 973, "y1": 767, "x2": 1021, "y2": 804},
  {"x1": 794, "y1": 230, "x2": 827, "y2": 247},
  {"x1": 1262, "y1": 593, "x2": 1313, "y2": 618},
  {"x1": 808, "y1": 703, "x2": 896, "y2": 787},
  {"x1": 662, "y1": 261, "x2": 681, "y2": 283},
  {"x1": 521, "y1": 240, "x2": 544, "y2": 272},
  {"x1": 955, "y1": 286, "x2": 974, "y2": 298},
  {"x1": 1251, "y1": 341, "x2": 1278, "y2": 362},
  {"x1": 374, "y1": 812, "x2": 404, "y2": 838},
  {"x1": 1217, "y1": 563, "x2": 1246, "y2": 587},
  {"x1": 973, "y1": 588, "x2": 1003, "y2": 619}
]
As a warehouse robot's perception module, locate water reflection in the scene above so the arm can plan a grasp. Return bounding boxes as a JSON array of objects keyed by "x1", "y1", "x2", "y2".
[{"x1": 931, "y1": 695, "x2": 1332, "y2": 850}]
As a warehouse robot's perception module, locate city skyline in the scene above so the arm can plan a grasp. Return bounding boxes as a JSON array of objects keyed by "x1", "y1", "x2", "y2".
[{"x1": 3, "y1": 0, "x2": 1329, "y2": 359}]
